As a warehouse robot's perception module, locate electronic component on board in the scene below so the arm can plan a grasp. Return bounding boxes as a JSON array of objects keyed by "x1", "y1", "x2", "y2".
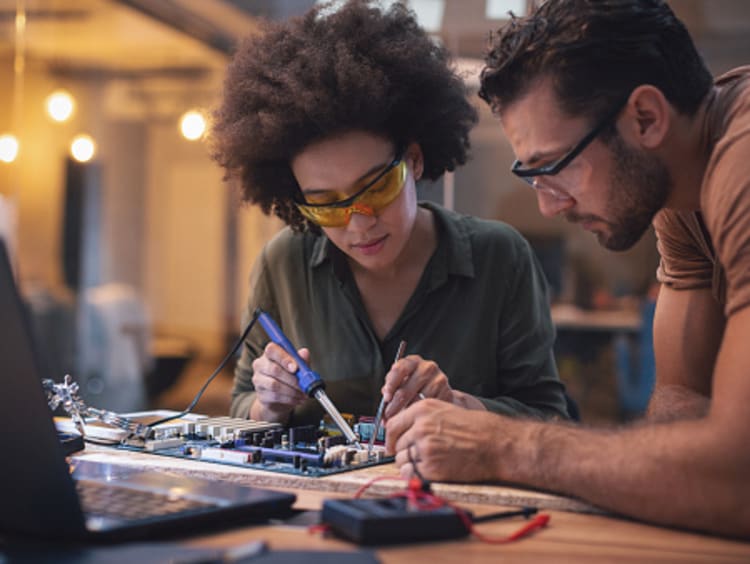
[
  {"x1": 50, "y1": 373, "x2": 392, "y2": 477},
  {"x1": 70, "y1": 412, "x2": 393, "y2": 477},
  {"x1": 355, "y1": 419, "x2": 385, "y2": 444},
  {"x1": 48, "y1": 353, "x2": 391, "y2": 477},
  {"x1": 142, "y1": 437, "x2": 184, "y2": 452}
]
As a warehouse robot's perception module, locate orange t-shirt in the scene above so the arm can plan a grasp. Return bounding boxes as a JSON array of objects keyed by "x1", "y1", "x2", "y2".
[{"x1": 654, "y1": 66, "x2": 750, "y2": 317}]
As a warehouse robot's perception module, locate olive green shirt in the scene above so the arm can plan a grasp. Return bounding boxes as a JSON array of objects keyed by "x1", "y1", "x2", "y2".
[{"x1": 231, "y1": 202, "x2": 569, "y2": 424}]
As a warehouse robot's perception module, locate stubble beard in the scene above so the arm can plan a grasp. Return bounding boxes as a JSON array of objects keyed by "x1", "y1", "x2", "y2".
[{"x1": 596, "y1": 134, "x2": 670, "y2": 252}]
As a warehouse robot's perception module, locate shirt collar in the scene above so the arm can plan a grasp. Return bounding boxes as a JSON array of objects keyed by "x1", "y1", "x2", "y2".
[
  {"x1": 311, "y1": 232, "x2": 333, "y2": 268},
  {"x1": 422, "y1": 201, "x2": 475, "y2": 278}
]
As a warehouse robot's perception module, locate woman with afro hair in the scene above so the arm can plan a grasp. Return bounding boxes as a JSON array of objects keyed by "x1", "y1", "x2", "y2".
[{"x1": 211, "y1": 0, "x2": 570, "y2": 425}]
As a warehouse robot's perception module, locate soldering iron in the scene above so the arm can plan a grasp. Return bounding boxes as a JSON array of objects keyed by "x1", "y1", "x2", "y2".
[{"x1": 255, "y1": 309, "x2": 363, "y2": 449}]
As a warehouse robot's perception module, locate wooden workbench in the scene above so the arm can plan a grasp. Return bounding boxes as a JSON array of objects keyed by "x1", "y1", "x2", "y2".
[{"x1": 73, "y1": 445, "x2": 750, "y2": 562}]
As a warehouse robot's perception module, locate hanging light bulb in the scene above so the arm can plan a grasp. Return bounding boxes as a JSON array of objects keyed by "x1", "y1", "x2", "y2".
[
  {"x1": 0, "y1": 134, "x2": 19, "y2": 163},
  {"x1": 180, "y1": 110, "x2": 206, "y2": 141},
  {"x1": 46, "y1": 89, "x2": 76, "y2": 122},
  {"x1": 70, "y1": 134, "x2": 96, "y2": 163}
]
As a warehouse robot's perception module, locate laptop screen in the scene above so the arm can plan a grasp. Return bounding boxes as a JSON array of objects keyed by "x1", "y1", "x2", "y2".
[
  {"x1": 0, "y1": 241, "x2": 296, "y2": 540},
  {"x1": 0, "y1": 241, "x2": 89, "y2": 536}
]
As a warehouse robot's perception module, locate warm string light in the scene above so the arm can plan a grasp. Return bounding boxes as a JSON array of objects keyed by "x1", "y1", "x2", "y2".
[
  {"x1": 45, "y1": 89, "x2": 75, "y2": 122},
  {"x1": 5, "y1": 1, "x2": 25, "y2": 170},
  {"x1": 70, "y1": 134, "x2": 96, "y2": 163},
  {"x1": 180, "y1": 110, "x2": 207, "y2": 141},
  {"x1": 32, "y1": 91, "x2": 206, "y2": 165},
  {"x1": 0, "y1": 134, "x2": 20, "y2": 163},
  {"x1": 43, "y1": 89, "x2": 97, "y2": 164}
]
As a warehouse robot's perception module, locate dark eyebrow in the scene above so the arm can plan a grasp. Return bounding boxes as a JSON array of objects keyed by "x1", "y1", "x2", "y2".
[{"x1": 300, "y1": 158, "x2": 392, "y2": 195}]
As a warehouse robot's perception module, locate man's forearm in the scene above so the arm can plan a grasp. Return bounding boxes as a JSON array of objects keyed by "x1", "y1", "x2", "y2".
[
  {"x1": 495, "y1": 415, "x2": 749, "y2": 537},
  {"x1": 646, "y1": 384, "x2": 710, "y2": 422}
]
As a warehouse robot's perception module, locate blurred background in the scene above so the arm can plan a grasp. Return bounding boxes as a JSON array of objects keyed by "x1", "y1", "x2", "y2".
[{"x1": 1, "y1": 0, "x2": 748, "y2": 422}]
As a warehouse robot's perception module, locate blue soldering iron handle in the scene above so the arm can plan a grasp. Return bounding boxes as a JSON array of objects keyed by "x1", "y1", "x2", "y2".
[{"x1": 256, "y1": 310, "x2": 324, "y2": 396}]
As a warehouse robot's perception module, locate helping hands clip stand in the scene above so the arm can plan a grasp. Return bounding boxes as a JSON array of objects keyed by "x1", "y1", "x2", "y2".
[{"x1": 43, "y1": 374, "x2": 152, "y2": 441}]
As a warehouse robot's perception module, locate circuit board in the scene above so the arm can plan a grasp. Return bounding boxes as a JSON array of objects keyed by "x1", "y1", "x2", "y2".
[{"x1": 59, "y1": 411, "x2": 392, "y2": 478}]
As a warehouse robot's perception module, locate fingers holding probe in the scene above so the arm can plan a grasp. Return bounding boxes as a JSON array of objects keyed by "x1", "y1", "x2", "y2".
[{"x1": 382, "y1": 355, "x2": 454, "y2": 419}]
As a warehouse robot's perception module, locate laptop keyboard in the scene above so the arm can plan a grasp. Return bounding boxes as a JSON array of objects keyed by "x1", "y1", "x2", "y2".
[{"x1": 76, "y1": 480, "x2": 214, "y2": 521}]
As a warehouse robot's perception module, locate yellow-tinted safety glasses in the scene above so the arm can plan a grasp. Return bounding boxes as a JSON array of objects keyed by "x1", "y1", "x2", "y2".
[{"x1": 295, "y1": 155, "x2": 407, "y2": 228}]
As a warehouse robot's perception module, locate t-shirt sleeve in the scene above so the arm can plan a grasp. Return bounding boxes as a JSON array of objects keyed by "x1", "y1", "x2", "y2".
[
  {"x1": 702, "y1": 100, "x2": 750, "y2": 317},
  {"x1": 653, "y1": 209, "x2": 714, "y2": 291}
]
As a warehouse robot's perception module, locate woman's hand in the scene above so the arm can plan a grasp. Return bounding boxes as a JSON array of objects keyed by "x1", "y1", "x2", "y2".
[
  {"x1": 249, "y1": 342, "x2": 309, "y2": 422},
  {"x1": 381, "y1": 355, "x2": 487, "y2": 419},
  {"x1": 379, "y1": 355, "x2": 453, "y2": 418}
]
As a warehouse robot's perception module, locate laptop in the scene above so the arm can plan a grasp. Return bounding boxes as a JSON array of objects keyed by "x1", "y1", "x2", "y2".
[{"x1": 0, "y1": 241, "x2": 296, "y2": 540}]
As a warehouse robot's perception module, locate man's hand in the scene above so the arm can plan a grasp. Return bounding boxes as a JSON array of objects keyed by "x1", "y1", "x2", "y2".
[
  {"x1": 385, "y1": 399, "x2": 508, "y2": 482},
  {"x1": 249, "y1": 342, "x2": 309, "y2": 422},
  {"x1": 381, "y1": 355, "x2": 485, "y2": 419}
]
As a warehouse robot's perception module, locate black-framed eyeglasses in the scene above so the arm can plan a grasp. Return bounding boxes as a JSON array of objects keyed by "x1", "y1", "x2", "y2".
[{"x1": 511, "y1": 100, "x2": 628, "y2": 187}]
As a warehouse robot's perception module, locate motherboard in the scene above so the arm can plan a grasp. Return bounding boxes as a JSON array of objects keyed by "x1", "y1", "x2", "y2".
[{"x1": 59, "y1": 411, "x2": 391, "y2": 477}]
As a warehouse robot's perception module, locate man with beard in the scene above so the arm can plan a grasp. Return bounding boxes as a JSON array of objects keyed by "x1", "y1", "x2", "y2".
[{"x1": 385, "y1": 0, "x2": 750, "y2": 538}]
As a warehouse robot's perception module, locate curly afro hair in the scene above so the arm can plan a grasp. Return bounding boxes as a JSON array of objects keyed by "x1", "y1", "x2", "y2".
[{"x1": 210, "y1": 0, "x2": 478, "y2": 231}]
